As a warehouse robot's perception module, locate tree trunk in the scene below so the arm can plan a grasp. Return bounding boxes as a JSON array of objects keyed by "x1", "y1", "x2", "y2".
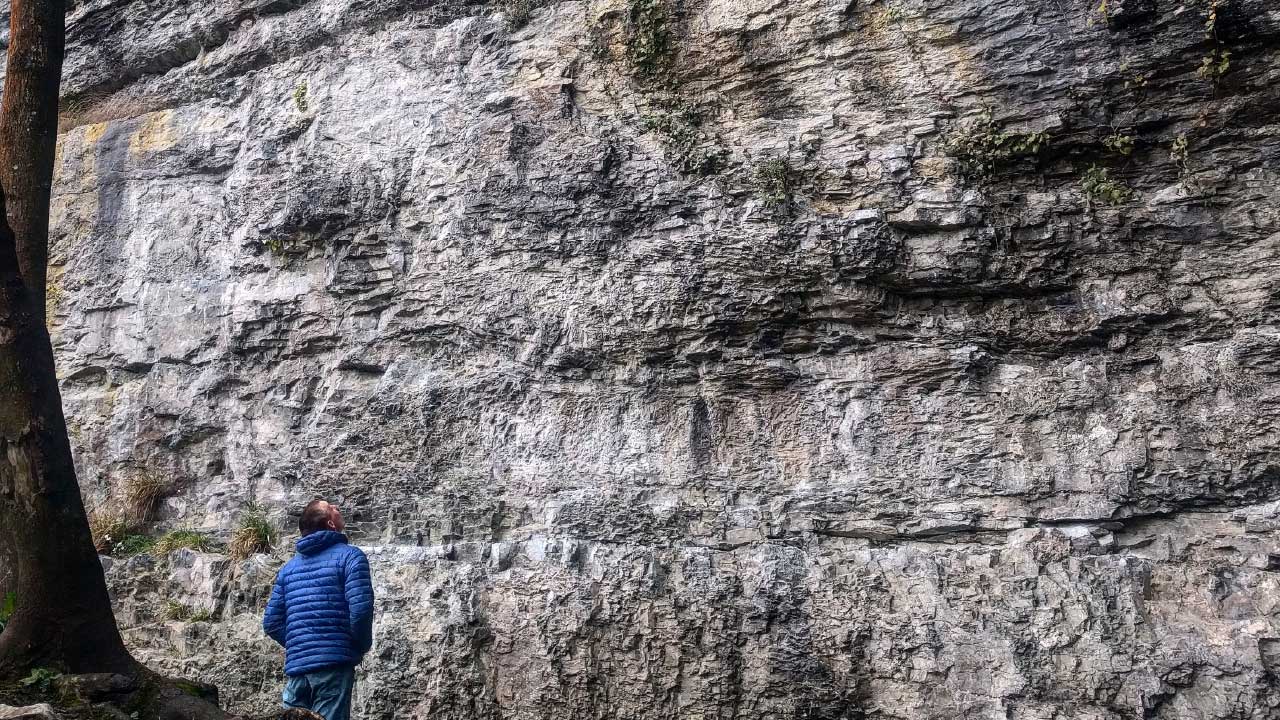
[
  {"x1": 0, "y1": 0, "x2": 66, "y2": 314},
  {"x1": 0, "y1": 0, "x2": 136, "y2": 676}
]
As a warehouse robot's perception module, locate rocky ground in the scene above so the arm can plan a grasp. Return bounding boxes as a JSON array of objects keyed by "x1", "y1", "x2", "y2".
[{"x1": 5, "y1": 0, "x2": 1280, "y2": 717}]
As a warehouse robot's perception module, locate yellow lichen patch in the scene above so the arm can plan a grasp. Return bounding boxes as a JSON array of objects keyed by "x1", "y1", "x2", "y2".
[
  {"x1": 83, "y1": 121, "x2": 111, "y2": 145},
  {"x1": 809, "y1": 197, "x2": 862, "y2": 215},
  {"x1": 46, "y1": 265, "x2": 68, "y2": 330},
  {"x1": 913, "y1": 156, "x2": 955, "y2": 181},
  {"x1": 916, "y1": 22, "x2": 984, "y2": 88},
  {"x1": 128, "y1": 110, "x2": 177, "y2": 160},
  {"x1": 54, "y1": 122, "x2": 105, "y2": 188},
  {"x1": 50, "y1": 140, "x2": 102, "y2": 246}
]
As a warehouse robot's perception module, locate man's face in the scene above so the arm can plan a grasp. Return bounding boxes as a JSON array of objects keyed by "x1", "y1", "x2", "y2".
[{"x1": 327, "y1": 502, "x2": 345, "y2": 532}]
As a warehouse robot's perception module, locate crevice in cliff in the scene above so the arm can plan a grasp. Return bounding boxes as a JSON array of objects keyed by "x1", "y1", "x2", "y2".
[{"x1": 354, "y1": 503, "x2": 1271, "y2": 560}]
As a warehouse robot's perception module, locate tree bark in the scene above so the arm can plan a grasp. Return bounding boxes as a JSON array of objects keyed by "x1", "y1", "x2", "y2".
[
  {"x1": 0, "y1": 0, "x2": 66, "y2": 316},
  {"x1": 0, "y1": 0, "x2": 136, "y2": 675}
]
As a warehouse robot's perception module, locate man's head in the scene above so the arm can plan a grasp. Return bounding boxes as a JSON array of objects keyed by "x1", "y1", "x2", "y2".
[{"x1": 299, "y1": 499, "x2": 345, "y2": 535}]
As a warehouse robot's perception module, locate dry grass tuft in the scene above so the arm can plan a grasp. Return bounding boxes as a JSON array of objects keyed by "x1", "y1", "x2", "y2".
[
  {"x1": 58, "y1": 91, "x2": 166, "y2": 133},
  {"x1": 88, "y1": 509, "x2": 134, "y2": 554},
  {"x1": 123, "y1": 469, "x2": 173, "y2": 521}
]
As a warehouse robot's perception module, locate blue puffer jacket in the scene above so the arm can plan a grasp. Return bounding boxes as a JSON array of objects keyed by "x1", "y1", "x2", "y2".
[{"x1": 263, "y1": 530, "x2": 374, "y2": 676}]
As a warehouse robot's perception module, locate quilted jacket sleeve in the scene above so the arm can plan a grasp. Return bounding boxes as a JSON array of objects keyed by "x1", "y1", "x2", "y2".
[
  {"x1": 262, "y1": 566, "x2": 288, "y2": 647},
  {"x1": 344, "y1": 548, "x2": 375, "y2": 656}
]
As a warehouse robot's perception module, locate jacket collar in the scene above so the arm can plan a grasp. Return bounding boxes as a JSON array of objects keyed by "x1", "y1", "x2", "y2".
[{"x1": 296, "y1": 529, "x2": 348, "y2": 556}]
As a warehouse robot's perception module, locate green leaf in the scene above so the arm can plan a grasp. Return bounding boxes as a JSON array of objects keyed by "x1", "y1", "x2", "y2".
[
  {"x1": 21, "y1": 667, "x2": 61, "y2": 693},
  {"x1": 0, "y1": 591, "x2": 15, "y2": 632}
]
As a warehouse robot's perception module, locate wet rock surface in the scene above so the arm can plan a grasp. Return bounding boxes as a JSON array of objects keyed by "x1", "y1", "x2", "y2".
[{"x1": 18, "y1": 0, "x2": 1280, "y2": 717}]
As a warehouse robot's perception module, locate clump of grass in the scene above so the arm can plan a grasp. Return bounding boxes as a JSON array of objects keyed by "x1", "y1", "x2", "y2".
[
  {"x1": 230, "y1": 509, "x2": 277, "y2": 561},
  {"x1": 750, "y1": 158, "x2": 792, "y2": 210},
  {"x1": 88, "y1": 508, "x2": 161, "y2": 556},
  {"x1": 153, "y1": 530, "x2": 217, "y2": 555},
  {"x1": 1081, "y1": 164, "x2": 1132, "y2": 206},
  {"x1": 164, "y1": 600, "x2": 192, "y2": 621},
  {"x1": 164, "y1": 601, "x2": 214, "y2": 622},
  {"x1": 89, "y1": 510, "x2": 135, "y2": 554},
  {"x1": 114, "y1": 534, "x2": 157, "y2": 556},
  {"x1": 123, "y1": 469, "x2": 173, "y2": 521}
]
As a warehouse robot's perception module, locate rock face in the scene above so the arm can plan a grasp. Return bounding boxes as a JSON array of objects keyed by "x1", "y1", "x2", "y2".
[
  {"x1": 17, "y1": 0, "x2": 1280, "y2": 717},
  {"x1": 0, "y1": 705, "x2": 60, "y2": 720}
]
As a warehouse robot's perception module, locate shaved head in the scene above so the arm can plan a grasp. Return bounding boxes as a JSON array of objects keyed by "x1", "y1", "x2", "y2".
[{"x1": 299, "y1": 499, "x2": 344, "y2": 535}]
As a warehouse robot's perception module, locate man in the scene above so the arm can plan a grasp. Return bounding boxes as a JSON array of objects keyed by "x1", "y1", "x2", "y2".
[{"x1": 263, "y1": 500, "x2": 374, "y2": 720}]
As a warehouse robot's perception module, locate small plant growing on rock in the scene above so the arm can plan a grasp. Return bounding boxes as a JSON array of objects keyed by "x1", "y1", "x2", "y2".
[
  {"x1": 641, "y1": 103, "x2": 727, "y2": 176},
  {"x1": 1197, "y1": 48, "x2": 1231, "y2": 82},
  {"x1": 750, "y1": 158, "x2": 792, "y2": 210},
  {"x1": 21, "y1": 668, "x2": 61, "y2": 695},
  {"x1": 292, "y1": 82, "x2": 309, "y2": 114},
  {"x1": 1197, "y1": 0, "x2": 1231, "y2": 85},
  {"x1": 1170, "y1": 134, "x2": 1191, "y2": 173},
  {"x1": 230, "y1": 508, "x2": 277, "y2": 561},
  {"x1": 1087, "y1": 0, "x2": 1109, "y2": 27},
  {"x1": 153, "y1": 530, "x2": 217, "y2": 555},
  {"x1": 264, "y1": 231, "x2": 310, "y2": 258},
  {"x1": 866, "y1": 4, "x2": 905, "y2": 32},
  {"x1": 1103, "y1": 132, "x2": 1135, "y2": 156},
  {"x1": 264, "y1": 236, "x2": 287, "y2": 256},
  {"x1": 944, "y1": 110, "x2": 1050, "y2": 180},
  {"x1": 626, "y1": 0, "x2": 674, "y2": 81},
  {"x1": 1080, "y1": 165, "x2": 1132, "y2": 206}
]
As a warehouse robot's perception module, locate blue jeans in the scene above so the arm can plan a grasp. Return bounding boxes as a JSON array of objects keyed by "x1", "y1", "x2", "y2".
[{"x1": 282, "y1": 665, "x2": 356, "y2": 720}]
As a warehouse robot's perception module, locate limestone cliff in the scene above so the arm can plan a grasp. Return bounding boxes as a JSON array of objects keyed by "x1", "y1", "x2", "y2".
[{"x1": 20, "y1": 0, "x2": 1280, "y2": 717}]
